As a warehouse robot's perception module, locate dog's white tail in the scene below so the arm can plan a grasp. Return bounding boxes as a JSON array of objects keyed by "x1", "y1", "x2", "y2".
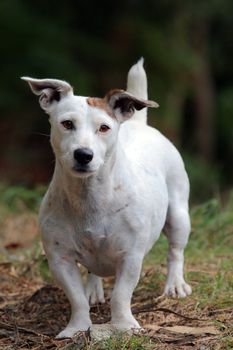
[{"x1": 127, "y1": 57, "x2": 148, "y2": 124}]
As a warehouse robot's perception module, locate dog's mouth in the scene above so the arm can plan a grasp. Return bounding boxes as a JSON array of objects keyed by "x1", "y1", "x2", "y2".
[{"x1": 72, "y1": 164, "x2": 96, "y2": 176}]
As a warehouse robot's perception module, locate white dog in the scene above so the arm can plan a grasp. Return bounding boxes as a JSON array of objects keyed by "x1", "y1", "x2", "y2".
[{"x1": 22, "y1": 59, "x2": 191, "y2": 339}]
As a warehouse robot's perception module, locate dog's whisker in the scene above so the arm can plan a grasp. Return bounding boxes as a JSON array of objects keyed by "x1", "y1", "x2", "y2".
[
  {"x1": 60, "y1": 152, "x2": 70, "y2": 161},
  {"x1": 32, "y1": 131, "x2": 50, "y2": 138}
]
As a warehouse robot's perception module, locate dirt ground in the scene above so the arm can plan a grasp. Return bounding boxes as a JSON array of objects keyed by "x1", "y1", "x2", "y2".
[{"x1": 0, "y1": 260, "x2": 232, "y2": 350}]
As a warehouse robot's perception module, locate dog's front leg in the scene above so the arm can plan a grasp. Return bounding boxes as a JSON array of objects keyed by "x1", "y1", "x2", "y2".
[
  {"x1": 111, "y1": 253, "x2": 143, "y2": 330},
  {"x1": 45, "y1": 248, "x2": 91, "y2": 338}
]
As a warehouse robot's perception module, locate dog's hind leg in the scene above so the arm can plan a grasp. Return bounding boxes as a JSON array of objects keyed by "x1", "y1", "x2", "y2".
[
  {"x1": 163, "y1": 197, "x2": 192, "y2": 298},
  {"x1": 85, "y1": 273, "x2": 105, "y2": 305}
]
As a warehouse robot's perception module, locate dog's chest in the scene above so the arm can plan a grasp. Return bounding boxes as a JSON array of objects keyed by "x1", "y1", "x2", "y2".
[{"x1": 70, "y1": 203, "x2": 135, "y2": 276}]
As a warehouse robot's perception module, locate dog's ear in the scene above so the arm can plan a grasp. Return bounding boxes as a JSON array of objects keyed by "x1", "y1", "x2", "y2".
[
  {"x1": 105, "y1": 89, "x2": 159, "y2": 122},
  {"x1": 21, "y1": 77, "x2": 73, "y2": 112}
]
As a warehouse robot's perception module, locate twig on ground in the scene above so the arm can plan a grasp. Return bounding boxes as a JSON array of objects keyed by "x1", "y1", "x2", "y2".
[
  {"x1": 132, "y1": 305, "x2": 209, "y2": 321},
  {"x1": 0, "y1": 321, "x2": 49, "y2": 338}
]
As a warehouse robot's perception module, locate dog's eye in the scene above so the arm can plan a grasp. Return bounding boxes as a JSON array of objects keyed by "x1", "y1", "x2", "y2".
[
  {"x1": 99, "y1": 124, "x2": 110, "y2": 133},
  {"x1": 61, "y1": 120, "x2": 74, "y2": 130}
]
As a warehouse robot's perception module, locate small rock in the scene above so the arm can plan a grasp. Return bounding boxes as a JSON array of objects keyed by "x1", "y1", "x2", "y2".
[{"x1": 90, "y1": 324, "x2": 133, "y2": 341}]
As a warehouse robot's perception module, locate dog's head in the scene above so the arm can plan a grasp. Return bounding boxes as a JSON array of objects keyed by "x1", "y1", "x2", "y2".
[{"x1": 22, "y1": 77, "x2": 158, "y2": 178}]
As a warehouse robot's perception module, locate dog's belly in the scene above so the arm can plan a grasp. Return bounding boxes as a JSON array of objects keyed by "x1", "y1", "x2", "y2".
[{"x1": 76, "y1": 250, "x2": 119, "y2": 277}]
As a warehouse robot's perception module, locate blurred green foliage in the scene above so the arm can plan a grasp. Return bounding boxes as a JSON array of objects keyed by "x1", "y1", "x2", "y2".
[
  {"x1": 184, "y1": 154, "x2": 220, "y2": 202},
  {"x1": 0, "y1": 0, "x2": 233, "y2": 201},
  {"x1": 0, "y1": 183, "x2": 45, "y2": 212}
]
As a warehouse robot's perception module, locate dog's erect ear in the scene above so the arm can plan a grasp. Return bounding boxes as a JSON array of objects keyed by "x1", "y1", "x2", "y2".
[
  {"x1": 21, "y1": 77, "x2": 73, "y2": 111},
  {"x1": 105, "y1": 89, "x2": 159, "y2": 122}
]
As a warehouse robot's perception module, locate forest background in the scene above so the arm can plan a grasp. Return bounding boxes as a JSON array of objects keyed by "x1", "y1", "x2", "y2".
[{"x1": 1, "y1": 0, "x2": 233, "y2": 202}]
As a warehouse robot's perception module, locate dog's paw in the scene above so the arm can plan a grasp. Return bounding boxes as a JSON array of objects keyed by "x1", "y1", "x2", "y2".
[
  {"x1": 85, "y1": 274, "x2": 105, "y2": 305},
  {"x1": 56, "y1": 319, "x2": 92, "y2": 339},
  {"x1": 86, "y1": 288, "x2": 105, "y2": 305},
  {"x1": 164, "y1": 279, "x2": 192, "y2": 298},
  {"x1": 111, "y1": 316, "x2": 141, "y2": 331}
]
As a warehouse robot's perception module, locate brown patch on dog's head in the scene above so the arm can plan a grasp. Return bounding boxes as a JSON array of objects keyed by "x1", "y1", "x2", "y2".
[
  {"x1": 87, "y1": 96, "x2": 113, "y2": 117},
  {"x1": 87, "y1": 89, "x2": 125, "y2": 117},
  {"x1": 87, "y1": 89, "x2": 130, "y2": 118},
  {"x1": 87, "y1": 88, "x2": 158, "y2": 121},
  {"x1": 87, "y1": 97, "x2": 105, "y2": 109}
]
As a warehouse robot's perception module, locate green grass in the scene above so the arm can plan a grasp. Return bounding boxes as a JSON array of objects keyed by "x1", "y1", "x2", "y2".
[
  {"x1": 0, "y1": 182, "x2": 46, "y2": 215},
  {"x1": 143, "y1": 195, "x2": 233, "y2": 308},
  {"x1": 91, "y1": 334, "x2": 154, "y2": 350},
  {"x1": 188, "y1": 197, "x2": 233, "y2": 309}
]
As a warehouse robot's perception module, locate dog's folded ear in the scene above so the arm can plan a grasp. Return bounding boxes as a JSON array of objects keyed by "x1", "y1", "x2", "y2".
[
  {"x1": 21, "y1": 77, "x2": 73, "y2": 112},
  {"x1": 105, "y1": 89, "x2": 159, "y2": 122}
]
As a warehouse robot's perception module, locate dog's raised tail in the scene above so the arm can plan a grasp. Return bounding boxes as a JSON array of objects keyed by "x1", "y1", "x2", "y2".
[{"x1": 127, "y1": 58, "x2": 149, "y2": 123}]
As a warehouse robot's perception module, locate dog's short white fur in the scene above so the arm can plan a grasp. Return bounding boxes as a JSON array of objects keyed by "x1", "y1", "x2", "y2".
[{"x1": 22, "y1": 59, "x2": 191, "y2": 339}]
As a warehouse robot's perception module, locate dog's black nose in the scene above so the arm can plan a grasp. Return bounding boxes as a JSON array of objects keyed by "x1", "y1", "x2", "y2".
[{"x1": 74, "y1": 148, "x2": 94, "y2": 165}]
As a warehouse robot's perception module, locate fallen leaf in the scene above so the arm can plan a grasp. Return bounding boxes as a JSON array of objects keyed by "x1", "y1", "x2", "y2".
[
  {"x1": 5, "y1": 242, "x2": 22, "y2": 249},
  {"x1": 144, "y1": 324, "x2": 220, "y2": 335},
  {"x1": 144, "y1": 324, "x2": 161, "y2": 332},
  {"x1": 165, "y1": 325, "x2": 220, "y2": 335}
]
